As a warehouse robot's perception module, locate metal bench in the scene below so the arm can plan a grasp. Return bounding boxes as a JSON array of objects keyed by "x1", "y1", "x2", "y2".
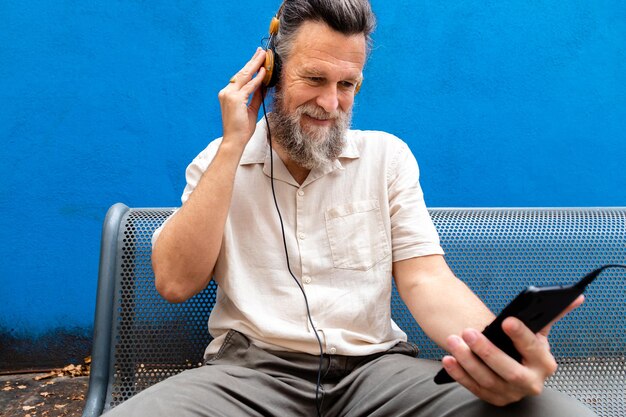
[{"x1": 83, "y1": 204, "x2": 626, "y2": 417}]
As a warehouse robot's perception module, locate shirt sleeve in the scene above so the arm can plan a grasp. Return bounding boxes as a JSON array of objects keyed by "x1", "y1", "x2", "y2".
[
  {"x1": 387, "y1": 140, "x2": 444, "y2": 261},
  {"x1": 151, "y1": 139, "x2": 222, "y2": 248}
]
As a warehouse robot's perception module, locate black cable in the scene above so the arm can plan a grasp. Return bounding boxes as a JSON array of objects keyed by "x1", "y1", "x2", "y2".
[
  {"x1": 576, "y1": 264, "x2": 626, "y2": 290},
  {"x1": 260, "y1": 86, "x2": 325, "y2": 417}
]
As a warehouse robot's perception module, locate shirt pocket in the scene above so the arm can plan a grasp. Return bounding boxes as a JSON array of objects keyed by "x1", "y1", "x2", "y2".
[{"x1": 325, "y1": 199, "x2": 391, "y2": 271}]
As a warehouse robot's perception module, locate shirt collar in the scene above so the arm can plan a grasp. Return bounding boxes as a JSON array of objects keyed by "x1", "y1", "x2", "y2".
[{"x1": 239, "y1": 118, "x2": 270, "y2": 165}]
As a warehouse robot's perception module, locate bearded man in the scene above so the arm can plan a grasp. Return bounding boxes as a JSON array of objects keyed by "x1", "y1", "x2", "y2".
[{"x1": 106, "y1": 1, "x2": 597, "y2": 416}]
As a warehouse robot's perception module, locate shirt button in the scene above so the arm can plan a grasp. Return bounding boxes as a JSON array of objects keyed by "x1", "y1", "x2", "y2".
[
  {"x1": 303, "y1": 276, "x2": 312, "y2": 284},
  {"x1": 298, "y1": 232, "x2": 306, "y2": 240},
  {"x1": 298, "y1": 190, "x2": 305, "y2": 196},
  {"x1": 329, "y1": 347, "x2": 337, "y2": 355}
]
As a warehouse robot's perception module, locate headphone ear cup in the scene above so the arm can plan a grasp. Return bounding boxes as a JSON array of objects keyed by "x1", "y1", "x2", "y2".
[{"x1": 263, "y1": 48, "x2": 282, "y2": 88}]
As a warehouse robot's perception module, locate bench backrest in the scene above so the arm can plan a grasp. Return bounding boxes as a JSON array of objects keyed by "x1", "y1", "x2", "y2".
[{"x1": 83, "y1": 205, "x2": 626, "y2": 417}]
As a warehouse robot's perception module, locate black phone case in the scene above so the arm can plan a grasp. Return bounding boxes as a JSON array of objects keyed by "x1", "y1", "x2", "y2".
[{"x1": 433, "y1": 283, "x2": 583, "y2": 384}]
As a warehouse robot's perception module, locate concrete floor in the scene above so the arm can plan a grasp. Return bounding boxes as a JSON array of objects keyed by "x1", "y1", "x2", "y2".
[{"x1": 0, "y1": 372, "x2": 88, "y2": 417}]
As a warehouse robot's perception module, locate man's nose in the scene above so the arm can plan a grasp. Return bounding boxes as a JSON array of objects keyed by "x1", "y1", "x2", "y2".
[{"x1": 315, "y1": 84, "x2": 339, "y2": 113}]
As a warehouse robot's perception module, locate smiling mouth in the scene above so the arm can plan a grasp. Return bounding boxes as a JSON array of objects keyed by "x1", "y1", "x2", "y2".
[{"x1": 303, "y1": 114, "x2": 334, "y2": 126}]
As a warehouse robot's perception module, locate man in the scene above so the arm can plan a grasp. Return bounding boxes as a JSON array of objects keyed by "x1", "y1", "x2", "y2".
[{"x1": 107, "y1": 1, "x2": 597, "y2": 416}]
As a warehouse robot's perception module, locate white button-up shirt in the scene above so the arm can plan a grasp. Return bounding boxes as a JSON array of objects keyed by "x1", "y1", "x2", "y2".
[{"x1": 154, "y1": 118, "x2": 444, "y2": 357}]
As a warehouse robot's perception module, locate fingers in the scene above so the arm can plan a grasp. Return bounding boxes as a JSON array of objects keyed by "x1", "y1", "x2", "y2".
[
  {"x1": 443, "y1": 334, "x2": 527, "y2": 406},
  {"x1": 441, "y1": 355, "x2": 484, "y2": 398},
  {"x1": 228, "y1": 48, "x2": 267, "y2": 91},
  {"x1": 445, "y1": 335, "x2": 503, "y2": 389},
  {"x1": 219, "y1": 48, "x2": 267, "y2": 109},
  {"x1": 455, "y1": 330, "x2": 527, "y2": 387},
  {"x1": 242, "y1": 65, "x2": 267, "y2": 97},
  {"x1": 503, "y1": 318, "x2": 557, "y2": 380},
  {"x1": 248, "y1": 86, "x2": 264, "y2": 115},
  {"x1": 217, "y1": 48, "x2": 268, "y2": 146},
  {"x1": 442, "y1": 355, "x2": 521, "y2": 407}
]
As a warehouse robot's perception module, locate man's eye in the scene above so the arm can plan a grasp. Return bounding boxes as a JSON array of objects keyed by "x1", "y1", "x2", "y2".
[
  {"x1": 308, "y1": 77, "x2": 323, "y2": 84},
  {"x1": 340, "y1": 81, "x2": 355, "y2": 89}
]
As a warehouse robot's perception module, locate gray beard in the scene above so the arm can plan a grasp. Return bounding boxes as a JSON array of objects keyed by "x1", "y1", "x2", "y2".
[{"x1": 268, "y1": 90, "x2": 352, "y2": 170}]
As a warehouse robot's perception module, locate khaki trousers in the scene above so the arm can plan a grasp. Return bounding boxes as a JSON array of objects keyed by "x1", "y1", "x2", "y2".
[{"x1": 105, "y1": 330, "x2": 597, "y2": 417}]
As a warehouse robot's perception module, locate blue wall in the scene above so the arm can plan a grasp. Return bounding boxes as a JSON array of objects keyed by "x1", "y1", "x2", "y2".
[{"x1": 1, "y1": 0, "x2": 625, "y2": 367}]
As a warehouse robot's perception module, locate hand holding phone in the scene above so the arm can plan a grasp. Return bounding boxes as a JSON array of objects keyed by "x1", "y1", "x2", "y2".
[{"x1": 434, "y1": 264, "x2": 626, "y2": 384}]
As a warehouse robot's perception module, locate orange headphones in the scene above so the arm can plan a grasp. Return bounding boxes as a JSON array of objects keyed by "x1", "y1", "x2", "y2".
[
  {"x1": 261, "y1": 3, "x2": 363, "y2": 94},
  {"x1": 262, "y1": 14, "x2": 282, "y2": 88}
]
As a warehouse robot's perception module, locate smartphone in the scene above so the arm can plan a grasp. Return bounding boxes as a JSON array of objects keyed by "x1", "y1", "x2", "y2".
[{"x1": 433, "y1": 264, "x2": 624, "y2": 384}]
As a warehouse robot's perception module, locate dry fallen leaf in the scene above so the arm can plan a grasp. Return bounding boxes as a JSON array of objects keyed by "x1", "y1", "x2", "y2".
[
  {"x1": 22, "y1": 405, "x2": 37, "y2": 411},
  {"x1": 54, "y1": 404, "x2": 67, "y2": 409},
  {"x1": 17, "y1": 384, "x2": 27, "y2": 389},
  {"x1": 2, "y1": 386, "x2": 13, "y2": 391},
  {"x1": 32, "y1": 358, "x2": 91, "y2": 382},
  {"x1": 40, "y1": 391, "x2": 53, "y2": 397},
  {"x1": 34, "y1": 371, "x2": 59, "y2": 381}
]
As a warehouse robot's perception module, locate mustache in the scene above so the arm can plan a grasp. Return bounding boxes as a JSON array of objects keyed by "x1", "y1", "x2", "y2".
[{"x1": 297, "y1": 104, "x2": 343, "y2": 121}]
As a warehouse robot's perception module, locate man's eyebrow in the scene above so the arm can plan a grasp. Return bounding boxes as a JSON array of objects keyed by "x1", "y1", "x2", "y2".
[
  {"x1": 299, "y1": 67, "x2": 360, "y2": 82},
  {"x1": 299, "y1": 67, "x2": 325, "y2": 77}
]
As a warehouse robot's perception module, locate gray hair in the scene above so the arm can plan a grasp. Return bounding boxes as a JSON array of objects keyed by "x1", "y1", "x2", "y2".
[{"x1": 273, "y1": 0, "x2": 376, "y2": 61}]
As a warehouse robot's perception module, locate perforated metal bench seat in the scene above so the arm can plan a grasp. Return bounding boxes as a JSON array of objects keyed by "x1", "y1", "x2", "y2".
[{"x1": 82, "y1": 204, "x2": 626, "y2": 417}]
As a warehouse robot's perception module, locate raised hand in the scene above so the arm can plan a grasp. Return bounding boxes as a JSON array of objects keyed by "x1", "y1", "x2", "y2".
[{"x1": 218, "y1": 47, "x2": 267, "y2": 149}]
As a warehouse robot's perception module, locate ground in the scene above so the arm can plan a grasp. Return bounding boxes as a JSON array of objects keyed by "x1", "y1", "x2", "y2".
[{"x1": 0, "y1": 372, "x2": 88, "y2": 417}]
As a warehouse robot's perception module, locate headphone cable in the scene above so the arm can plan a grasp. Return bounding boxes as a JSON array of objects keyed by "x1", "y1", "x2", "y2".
[{"x1": 260, "y1": 86, "x2": 325, "y2": 417}]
